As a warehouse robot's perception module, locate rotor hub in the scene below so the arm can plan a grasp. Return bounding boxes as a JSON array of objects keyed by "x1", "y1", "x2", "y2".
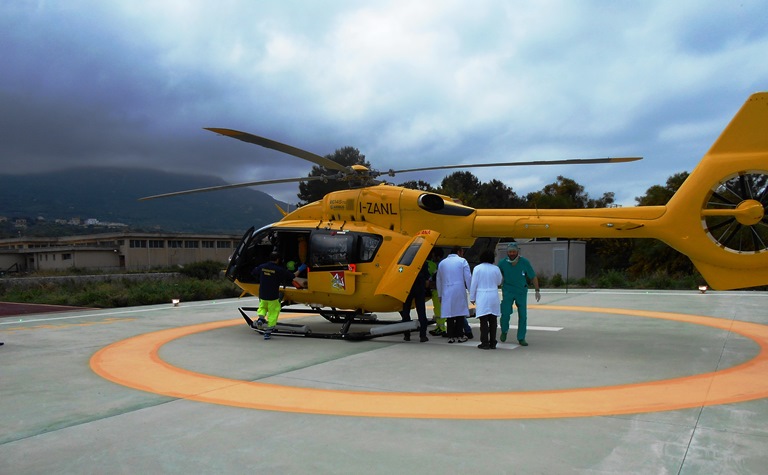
[{"x1": 735, "y1": 199, "x2": 765, "y2": 226}]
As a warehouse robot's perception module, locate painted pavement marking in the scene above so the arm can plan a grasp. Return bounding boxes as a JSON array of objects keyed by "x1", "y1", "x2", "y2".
[{"x1": 90, "y1": 305, "x2": 768, "y2": 419}]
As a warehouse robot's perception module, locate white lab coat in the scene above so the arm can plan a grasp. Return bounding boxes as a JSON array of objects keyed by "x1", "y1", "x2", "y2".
[
  {"x1": 436, "y1": 253, "x2": 471, "y2": 317},
  {"x1": 469, "y1": 262, "x2": 502, "y2": 317}
]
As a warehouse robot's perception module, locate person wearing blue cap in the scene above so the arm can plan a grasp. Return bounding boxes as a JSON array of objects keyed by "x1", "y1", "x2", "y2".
[
  {"x1": 251, "y1": 252, "x2": 296, "y2": 340},
  {"x1": 497, "y1": 241, "x2": 540, "y2": 346}
]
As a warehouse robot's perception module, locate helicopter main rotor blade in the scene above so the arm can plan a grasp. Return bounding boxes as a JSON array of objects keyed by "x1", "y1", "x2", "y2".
[
  {"x1": 381, "y1": 156, "x2": 642, "y2": 177},
  {"x1": 204, "y1": 128, "x2": 350, "y2": 173},
  {"x1": 139, "y1": 176, "x2": 326, "y2": 201}
]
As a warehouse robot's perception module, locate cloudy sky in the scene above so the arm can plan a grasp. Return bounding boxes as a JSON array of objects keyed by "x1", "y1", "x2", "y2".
[{"x1": 2, "y1": 1, "x2": 767, "y2": 206}]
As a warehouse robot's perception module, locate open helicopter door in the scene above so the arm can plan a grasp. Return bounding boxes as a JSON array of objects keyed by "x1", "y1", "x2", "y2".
[
  {"x1": 374, "y1": 230, "x2": 440, "y2": 303},
  {"x1": 225, "y1": 226, "x2": 256, "y2": 283}
]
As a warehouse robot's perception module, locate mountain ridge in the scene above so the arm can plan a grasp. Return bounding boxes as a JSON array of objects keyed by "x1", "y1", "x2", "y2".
[{"x1": 0, "y1": 167, "x2": 287, "y2": 234}]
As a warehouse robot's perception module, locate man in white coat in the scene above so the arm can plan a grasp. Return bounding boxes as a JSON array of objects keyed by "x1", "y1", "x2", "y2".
[
  {"x1": 436, "y1": 246, "x2": 472, "y2": 343},
  {"x1": 469, "y1": 250, "x2": 503, "y2": 349}
]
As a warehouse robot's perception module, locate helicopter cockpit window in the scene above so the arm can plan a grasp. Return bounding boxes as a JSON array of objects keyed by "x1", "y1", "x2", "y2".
[
  {"x1": 249, "y1": 229, "x2": 277, "y2": 259},
  {"x1": 357, "y1": 234, "x2": 382, "y2": 262},
  {"x1": 397, "y1": 236, "x2": 425, "y2": 266},
  {"x1": 226, "y1": 226, "x2": 279, "y2": 283},
  {"x1": 310, "y1": 232, "x2": 355, "y2": 268}
]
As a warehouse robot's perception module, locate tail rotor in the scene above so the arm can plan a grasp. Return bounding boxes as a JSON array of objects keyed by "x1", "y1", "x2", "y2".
[{"x1": 702, "y1": 171, "x2": 768, "y2": 253}]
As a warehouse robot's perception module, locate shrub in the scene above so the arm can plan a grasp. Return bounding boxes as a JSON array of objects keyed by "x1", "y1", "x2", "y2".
[
  {"x1": 597, "y1": 269, "x2": 629, "y2": 289},
  {"x1": 642, "y1": 272, "x2": 674, "y2": 290},
  {"x1": 178, "y1": 261, "x2": 227, "y2": 280},
  {"x1": 550, "y1": 273, "x2": 565, "y2": 288}
]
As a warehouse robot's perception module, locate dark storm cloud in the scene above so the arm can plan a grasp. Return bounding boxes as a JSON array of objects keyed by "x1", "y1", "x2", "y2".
[
  {"x1": 1, "y1": 1, "x2": 767, "y2": 205},
  {"x1": 0, "y1": 3, "x2": 292, "y2": 178}
]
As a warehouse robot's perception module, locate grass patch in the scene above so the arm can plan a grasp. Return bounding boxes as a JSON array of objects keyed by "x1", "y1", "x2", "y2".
[{"x1": 0, "y1": 275, "x2": 242, "y2": 308}]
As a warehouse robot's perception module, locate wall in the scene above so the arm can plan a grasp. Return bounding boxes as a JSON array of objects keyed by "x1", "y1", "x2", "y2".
[
  {"x1": 0, "y1": 253, "x2": 25, "y2": 274},
  {"x1": 32, "y1": 249, "x2": 121, "y2": 271}
]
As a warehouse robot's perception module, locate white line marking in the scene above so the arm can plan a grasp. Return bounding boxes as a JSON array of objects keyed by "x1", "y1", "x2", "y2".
[{"x1": 511, "y1": 325, "x2": 563, "y2": 332}]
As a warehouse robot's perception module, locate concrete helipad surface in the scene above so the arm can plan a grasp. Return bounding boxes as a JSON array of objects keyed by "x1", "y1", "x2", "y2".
[{"x1": 1, "y1": 289, "x2": 767, "y2": 474}]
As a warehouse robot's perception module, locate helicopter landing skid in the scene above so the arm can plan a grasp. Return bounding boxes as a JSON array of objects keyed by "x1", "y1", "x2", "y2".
[
  {"x1": 238, "y1": 307, "x2": 422, "y2": 341},
  {"x1": 280, "y1": 306, "x2": 379, "y2": 324}
]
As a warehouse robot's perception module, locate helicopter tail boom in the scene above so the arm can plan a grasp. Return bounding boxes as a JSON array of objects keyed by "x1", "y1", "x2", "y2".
[{"x1": 471, "y1": 92, "x2": 768, "y2": 290}]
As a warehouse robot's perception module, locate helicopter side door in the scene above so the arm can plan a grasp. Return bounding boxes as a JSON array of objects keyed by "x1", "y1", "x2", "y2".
[
  {"x1": 374, "y1": 229, "x2": 440, "y2": 303},
  {"x1": 225, "y1": 226, "x2": 256, "y2": 283}
]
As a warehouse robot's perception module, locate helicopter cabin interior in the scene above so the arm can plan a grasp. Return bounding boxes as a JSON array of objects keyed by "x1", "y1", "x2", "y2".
[{"x1": 226, "y1": 226, "x2": 384, "y2": 288}]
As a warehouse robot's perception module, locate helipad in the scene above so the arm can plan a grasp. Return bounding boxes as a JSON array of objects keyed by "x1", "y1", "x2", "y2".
[
  {"x1": 2, "y1": 289, "x2": 767, "y2": 473},
  {"x1": 91, "y1": 306, "x2": 768, "y2": 419}
]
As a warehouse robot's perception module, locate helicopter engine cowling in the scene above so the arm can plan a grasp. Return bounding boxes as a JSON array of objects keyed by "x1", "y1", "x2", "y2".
[{"x1": 418, "y1": 193, "x2": 445, "y2": 211}]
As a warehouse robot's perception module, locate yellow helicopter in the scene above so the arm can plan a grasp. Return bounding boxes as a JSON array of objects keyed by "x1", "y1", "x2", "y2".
[{"x1": 143, "y1": 92, "x2": 768, "y2": 338}]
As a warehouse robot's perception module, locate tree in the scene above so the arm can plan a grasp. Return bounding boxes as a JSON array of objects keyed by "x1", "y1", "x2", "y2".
[
  {"x1": 587, "y1": 192, "x2": 616, "y2": 208},
  {"x1": 475, "y1": 179, "x2": 525, "y2": 208},
  {"x1": 635, "y1": 172, "x2": 689, "y2": 206},
  {"x1": 584, "y1": 238, "x2": 634, "y2": 276},
  {"x1": 296, "y1": 147, "x2": 371, "y2": 205},
  {"x1": 398, "y1": 180, "x2": 435, "y2": 191},
  {"x1": 436, "y1": 171, "x2": 481, "y2": 206},
  {"x1": 525, "y1": 175, "x2": 613, "y2": 209}
]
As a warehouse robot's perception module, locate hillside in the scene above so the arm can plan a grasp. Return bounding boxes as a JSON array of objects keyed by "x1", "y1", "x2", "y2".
[{"x1": 0, "y1": 167, "x2": 287, "y2": 234}]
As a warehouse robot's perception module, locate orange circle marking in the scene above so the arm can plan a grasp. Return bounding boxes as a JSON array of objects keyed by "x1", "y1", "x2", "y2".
[{"x1": 90, "y1": 306, "x2": 768, "y2": 419}]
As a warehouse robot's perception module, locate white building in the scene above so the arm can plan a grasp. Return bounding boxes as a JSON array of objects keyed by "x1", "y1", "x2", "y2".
[{"x1": 0, "y1": 232, "x2": 240, "y2": 273}]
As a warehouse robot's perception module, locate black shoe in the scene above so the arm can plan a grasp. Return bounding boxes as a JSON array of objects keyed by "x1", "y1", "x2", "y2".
[
  {"x1": 448, "y1": 338, "x2": 456, "y2": 344},
  {"x1": 465, "y1": 332, "x2": 474, "y2": 340},
  {"x1": 477, "y1": 343, "x2": 490, "y2": 350},
  {"x1": 420, "y1": 336, "x2": 429, "y2": 342},
  {"x1": 489, "y1": 343, "x2": 497, "y2": 349},
  {"x1": 429, "y1": 328, "x2": 443, "y2": 336},
  {"x1": 457, "y1": 336, "x2": 468, "y2": 343},
  {"x1": 403, "y1": 333, "x2": 411, "y2": 341}
]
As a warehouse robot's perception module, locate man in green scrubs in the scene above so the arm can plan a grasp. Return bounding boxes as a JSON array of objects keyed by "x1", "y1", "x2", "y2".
[{"x1": 498, "y1": 242, "x2": 540, "y2": 346}]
